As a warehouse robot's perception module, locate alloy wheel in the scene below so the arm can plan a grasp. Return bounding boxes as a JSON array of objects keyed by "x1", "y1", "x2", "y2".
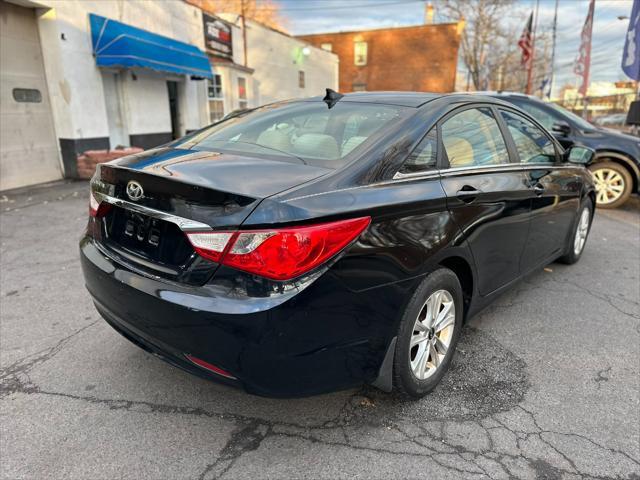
[
  {"x1": 573, "y1": 207, "x2": 590, "y2": 255},
  {"x1": 409, "y1": 289, "x2": 455, "y2": 380},
  {"x1": 593, "y1": 168, "x2": 625, "y2": 205}
]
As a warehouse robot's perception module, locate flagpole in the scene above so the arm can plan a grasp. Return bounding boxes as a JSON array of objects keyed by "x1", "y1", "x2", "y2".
[
  {"x1": 525, "y1": 0, "x2": 540, "y2": 95},
  {"x1": 549, "y1": 0, "x2": 559, "y2": 99}
]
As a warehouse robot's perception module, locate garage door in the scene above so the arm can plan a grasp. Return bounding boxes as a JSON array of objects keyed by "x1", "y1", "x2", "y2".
[{"x1": 0, "y1": 1, "x2": 61, "y2": 191}]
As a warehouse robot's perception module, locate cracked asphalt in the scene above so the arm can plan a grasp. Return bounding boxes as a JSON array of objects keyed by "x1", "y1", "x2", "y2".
[{"x1": 1, "y1": 181, "x2": 639, "y2": 480}]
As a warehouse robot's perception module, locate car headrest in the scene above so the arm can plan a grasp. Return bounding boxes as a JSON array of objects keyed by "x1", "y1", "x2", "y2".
[
  {"x1": 256, "y1": 129, "x2": 291, "y2": 152},
  {"x1": 341, "y1": 136, "x2": 367, "y2": 156},
  {"x1": 292, "y1": 133, "x2": 340, "y2": 160},
  {"x1": 443, "y1": 136, "x2": 475, "y2": 167}
]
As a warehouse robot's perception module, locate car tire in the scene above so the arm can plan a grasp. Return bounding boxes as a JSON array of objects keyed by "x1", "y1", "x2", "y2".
[
  {"x1": 558, "y1": 200, "x2": 593, "y2": 265},
  {"x1": 392, "y1": 268, "x2": 463, "y2": 398},
  {"x1": 589, "y1": 161, "x2": 633, "y2": 209}
]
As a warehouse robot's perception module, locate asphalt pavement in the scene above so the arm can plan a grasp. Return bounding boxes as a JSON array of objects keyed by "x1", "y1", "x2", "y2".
[{"x1": 1, "y1": 180, "x2": 638, "y2": 480}]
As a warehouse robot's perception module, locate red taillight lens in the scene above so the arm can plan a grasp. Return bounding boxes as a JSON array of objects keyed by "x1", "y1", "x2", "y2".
[
  {"x1": 89, "y1": 190, "x2": 111, "y2": 218},
  {"x1": 185, "y1": 217, "x2": 370, "y2": 281}
]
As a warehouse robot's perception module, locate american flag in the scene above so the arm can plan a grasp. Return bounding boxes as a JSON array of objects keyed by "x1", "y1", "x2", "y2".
[{"x1": 518, "y1": 12, "x2": 534, "y2": 66}]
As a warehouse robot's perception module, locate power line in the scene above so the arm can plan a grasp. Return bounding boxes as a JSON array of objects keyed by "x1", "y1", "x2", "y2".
[{"x1": 256, "y1": 0, "x2": 424, "y2": 11}]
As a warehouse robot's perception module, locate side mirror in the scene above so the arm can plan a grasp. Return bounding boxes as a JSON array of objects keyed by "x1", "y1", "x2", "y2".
[
  {"x1": 565, "y1": 145, "x2": 595, "y2": 165},
  {"x1": 552, "y1": 121, "x2": 571, "y2": 136}
]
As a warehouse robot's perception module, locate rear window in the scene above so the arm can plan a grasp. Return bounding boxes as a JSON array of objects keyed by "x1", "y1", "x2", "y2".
[{"x1": 177, "y1": 101, "x2": 408, "y2": 168}]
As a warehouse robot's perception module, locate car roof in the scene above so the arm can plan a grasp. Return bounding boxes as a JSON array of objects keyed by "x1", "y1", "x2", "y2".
[
  {"x1": 304, "y1": 91, "x2": 520, "y2": 108},
  {"x1": 304, "y1": 91, "x2": 439, "y2": 107},
  {"x1": 474, "y1": 91, "x2": 543, "y2": 102}
]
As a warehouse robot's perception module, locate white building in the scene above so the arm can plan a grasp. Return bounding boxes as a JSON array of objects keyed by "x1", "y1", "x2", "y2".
[
  {"x1": 0, "y1": 0, "x2": 212, "y2": 191},
  {"x1": 204, "y1": 13, "x2": 339, "y2": 123},
  {"x1": 0, "y1": 0, "x2": 339, "y2": 191}
]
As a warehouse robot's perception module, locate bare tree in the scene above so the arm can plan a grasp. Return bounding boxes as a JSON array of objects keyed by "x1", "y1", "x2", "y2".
[
  {"x1": 440, "y1": 0, "x2": 552, "y2": 94},
  {"x1": 439, "y1": 0, "x2": 515, "y2": 90},
  {"x1": 487, "y1": 26, "x2": 552, "y2": 94},
  {"x1": 188, "y1": 0, "x2": 287, "y2": 32}
]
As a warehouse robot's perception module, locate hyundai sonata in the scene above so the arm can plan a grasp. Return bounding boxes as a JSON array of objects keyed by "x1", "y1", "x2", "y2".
[{"x1": 80, "y1": 91, "x2": 595, "y2": 398}]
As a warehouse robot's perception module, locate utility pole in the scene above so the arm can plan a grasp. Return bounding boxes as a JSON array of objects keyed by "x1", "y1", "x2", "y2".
[
  {"x1": 525, "y1": 0, "x2": 540, "y2": 95},
  {"x1": 241, "y1": 0, "x2": 248, "y2": 67},
  {"x1": 548, "y1": 0, "x2": 559, "y2": 99}
]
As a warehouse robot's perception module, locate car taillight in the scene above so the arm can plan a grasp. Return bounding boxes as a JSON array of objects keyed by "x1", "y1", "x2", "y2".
[
  {"x1": 89, "y1": 190, "x2": 111, "y2": 218},
  {"x1": 185, "y1": 217, "x2": 370, "y2": 281},
  {"x1": 186, "y1": 232, "x2": 234, "y2": 263}
]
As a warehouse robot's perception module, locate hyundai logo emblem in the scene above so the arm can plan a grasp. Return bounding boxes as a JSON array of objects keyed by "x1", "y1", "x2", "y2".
[{"x1": 126, "y1": 181, "x2": 144, "y2": 201}]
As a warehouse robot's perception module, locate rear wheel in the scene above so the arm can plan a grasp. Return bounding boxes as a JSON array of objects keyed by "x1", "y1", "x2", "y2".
[
  {"x1": 589, "y1": 161, "x2": 632, "y2": 209},
  {"x1": 393, "y1": 268, "x2": 463, "y2": 398},
  {"x1": 559, "y1": 200, "x2": 592, "y2": 264}
]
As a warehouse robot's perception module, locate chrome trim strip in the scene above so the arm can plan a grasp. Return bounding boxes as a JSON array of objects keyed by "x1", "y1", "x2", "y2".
[
  {"x1": 393, "y1": 170, "x2": 440, "y2": 180},
  {"x1": 393, "y1": 163, "x2": 580, "y2": 181},
  {"x1": 97, "y1": 193, "x2": 212, "y2": 232}
]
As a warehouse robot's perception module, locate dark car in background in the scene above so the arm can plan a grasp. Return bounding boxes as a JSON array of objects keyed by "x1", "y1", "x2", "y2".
[
  {"x1": 81, "y1": 92, "x2": 595, "y2": 398},
  {"x1": 489, "y1": 92, "x2": 639, "y2": 209}
]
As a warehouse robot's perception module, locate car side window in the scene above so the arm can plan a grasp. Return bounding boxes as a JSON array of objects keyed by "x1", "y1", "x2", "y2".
[
  {"x1": 441, "y1": 107, "x2": 509, "y2": 167},
  {"x1": 509, "y1": 100, "x2": 558, "y2": 130},
  {"x1": 399, "y1": 129, "x2": 437, "y2": 174},
  {"x1": 500, "y1": 110, "x2": 556, "y2": 164}
]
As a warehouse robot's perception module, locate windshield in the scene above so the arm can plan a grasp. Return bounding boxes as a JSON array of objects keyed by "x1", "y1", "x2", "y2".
[
  {"x1": 176, "y1": 101, "x2": 408, "y2": 169},
  {"x1": 548, "y1": 103, "x2": 595, "y2": 130}
]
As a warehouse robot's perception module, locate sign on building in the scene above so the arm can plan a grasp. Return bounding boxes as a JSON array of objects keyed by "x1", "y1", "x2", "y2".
[{"x1": 203, "y1": 13, "x2": 233, "y2": 60}]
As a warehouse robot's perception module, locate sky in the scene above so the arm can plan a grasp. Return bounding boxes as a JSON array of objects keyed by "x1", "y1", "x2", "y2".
[{"x1": 274, "y1": 0, "x2": 634, "y2": 96}]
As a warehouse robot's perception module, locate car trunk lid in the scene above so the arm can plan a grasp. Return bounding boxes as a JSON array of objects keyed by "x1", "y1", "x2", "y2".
[{"x1": 90, "y1": 147, "x2": 330, "y2": 283}]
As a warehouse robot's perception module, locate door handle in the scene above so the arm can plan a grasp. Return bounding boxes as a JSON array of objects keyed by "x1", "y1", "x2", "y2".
[
  {"x1": 456, "y1": 185, "x2": 482, "y2": 203},
  {"x1": 532, "y1": 184, "x2": 545, "y2": 195}
]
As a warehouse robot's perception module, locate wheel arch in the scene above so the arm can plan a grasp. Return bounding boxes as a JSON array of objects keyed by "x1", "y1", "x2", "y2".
[
  {"x1": 592, "y1": 151, "x2": 639, "y2": 193},
  {"x1": 587, "y1": 189, "x2": 596, "y2": 214},
  {"x1": 438, "y1": 255, "x2": 475, "y2": 321}
]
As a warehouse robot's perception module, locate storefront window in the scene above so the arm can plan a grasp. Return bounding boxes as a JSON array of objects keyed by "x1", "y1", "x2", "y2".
[
  {"x1": 238, "y1": 77, "x2": 247, "y2": 109},
  {"x1": 208, "y1": 74, "x2": 224, "y2": 123},
  {"x1": 354, "y1": 41, "x2": 368, "y2": 66}
]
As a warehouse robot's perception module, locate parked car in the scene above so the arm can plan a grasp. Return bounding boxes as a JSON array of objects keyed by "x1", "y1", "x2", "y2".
[
  {"x1": 81, "y1": 92, "x2": 595, "y2": 398},
  {"x1": 488, "y1": 92, "x2": 639, "y2": 209},
  {"x1": 593, "y1": 113, "x2": 628, "y2": 128}
]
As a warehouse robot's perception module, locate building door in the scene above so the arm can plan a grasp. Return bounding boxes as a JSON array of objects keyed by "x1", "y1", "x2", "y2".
[
  {"x1": 0, "y1": 1, "x2": 61, "y2": 191},
  {"x1": 167, "y1": 81, "x2": 180, "y2": 140}
]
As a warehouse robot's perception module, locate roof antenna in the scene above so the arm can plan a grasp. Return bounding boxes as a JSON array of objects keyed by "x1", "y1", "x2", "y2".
[{"x1": 323, "y1": 88, "x2": 344, "y2": 109}]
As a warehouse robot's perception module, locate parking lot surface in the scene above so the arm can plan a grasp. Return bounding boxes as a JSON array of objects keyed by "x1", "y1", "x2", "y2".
[{"x1": 1, "y1": 181, "x2": 639, "y2": 480}]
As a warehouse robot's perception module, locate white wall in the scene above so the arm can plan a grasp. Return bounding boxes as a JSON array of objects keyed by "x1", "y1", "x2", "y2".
[
  {"x1": 218, "y1": 15, "x2": 339, "y2": 107},
  {"x1": 245, "y1": 20, "x2": 338, "y2": 105},
  {"x1": 35, "y1": 0, "x2": 209, "y2": 145}
]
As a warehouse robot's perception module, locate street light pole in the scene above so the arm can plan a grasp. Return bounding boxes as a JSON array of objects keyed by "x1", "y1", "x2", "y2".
[{"x1": 241, "y1": 0, "x2": 248, "y2": 67}]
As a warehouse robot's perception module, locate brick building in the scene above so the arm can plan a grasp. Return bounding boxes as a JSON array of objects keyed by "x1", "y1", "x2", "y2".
[{"x1": 297, "y1": 23, "x2": 463, "y2": 94}]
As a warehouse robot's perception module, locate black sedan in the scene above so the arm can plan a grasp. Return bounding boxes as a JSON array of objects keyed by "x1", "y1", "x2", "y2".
[
  {"x1": 490, "y1": 92, "x2": 639, "y2": 209},
  {"x1": 81, "y1": 92, "x2": 595, "y2": 398}
]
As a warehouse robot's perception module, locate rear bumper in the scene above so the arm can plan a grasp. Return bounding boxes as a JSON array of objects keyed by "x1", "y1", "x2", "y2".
[{"x1": 80, "y1": 236, "x2": 407, "y2": 397}]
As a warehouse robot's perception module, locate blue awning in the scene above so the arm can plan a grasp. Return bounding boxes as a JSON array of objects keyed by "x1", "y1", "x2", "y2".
[{"x1": 89, "y1": 14, "x2": 212, "y2": 79}]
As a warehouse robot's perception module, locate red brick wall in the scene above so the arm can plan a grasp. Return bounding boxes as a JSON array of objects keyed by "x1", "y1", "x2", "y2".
[
  {"x1": 298, "y1": 23, "x2": 461, "y2": 93},
  {"x1": 76, "y1": 148, "x2": 143, "y2": 180}
]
